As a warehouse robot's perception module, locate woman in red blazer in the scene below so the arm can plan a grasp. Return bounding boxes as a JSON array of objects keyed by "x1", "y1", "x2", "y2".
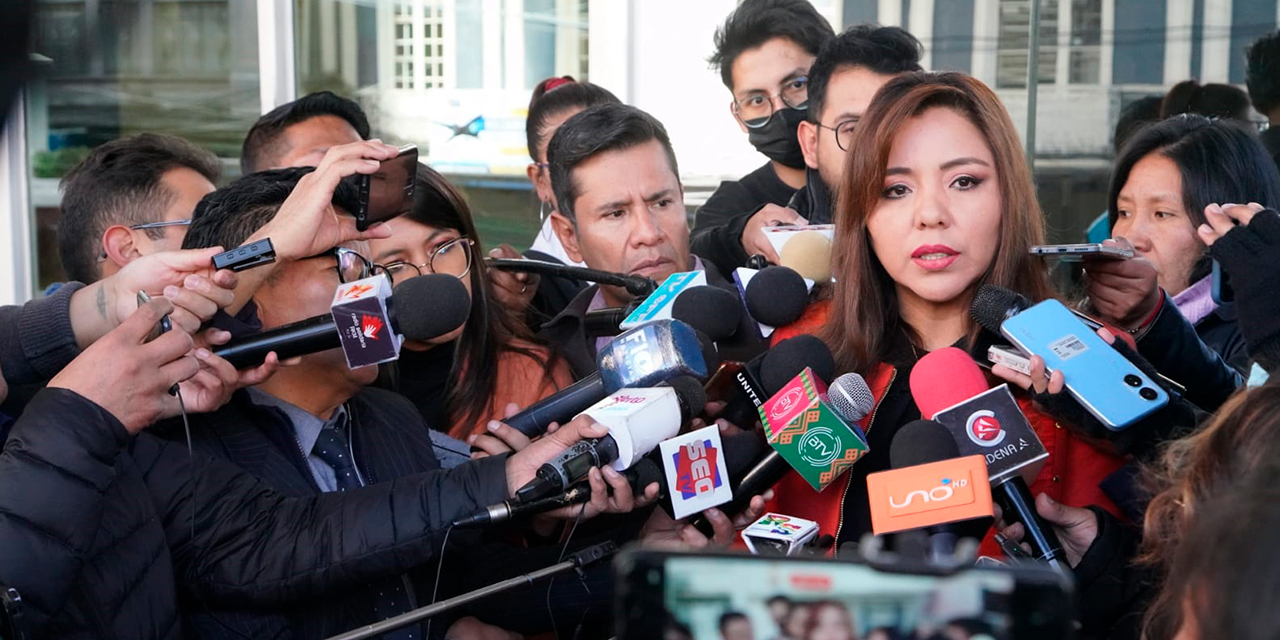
[{"x1": 766, "y1": 71, "x2": 1125, "y2": 555}]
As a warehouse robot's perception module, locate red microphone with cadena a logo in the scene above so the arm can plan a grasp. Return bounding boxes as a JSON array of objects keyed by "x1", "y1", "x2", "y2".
[{"x1": 909, "y1": 347, "x2": 1068, "y2": 570}]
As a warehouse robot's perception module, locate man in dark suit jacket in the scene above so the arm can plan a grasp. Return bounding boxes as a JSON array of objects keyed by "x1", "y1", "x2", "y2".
[{"x1": 168, "y1": 165, "x2": 639, "y2": 639}]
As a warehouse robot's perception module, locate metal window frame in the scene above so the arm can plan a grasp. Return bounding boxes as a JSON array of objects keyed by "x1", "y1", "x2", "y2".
[
  {"x1": 0, "y1": 95, "x2": 34, "y2": 305},
  {"x1": 258, "y1": 0, "x2": 298, "y2": 114}
]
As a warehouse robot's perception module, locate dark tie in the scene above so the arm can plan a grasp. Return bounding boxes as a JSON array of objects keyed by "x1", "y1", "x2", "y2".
[
  {"x1": 313, "y1": 423, "x2": 362, "y2": 491},
  {"x1": 311, "y1": 418, "x2": 419, "y2": 640}
]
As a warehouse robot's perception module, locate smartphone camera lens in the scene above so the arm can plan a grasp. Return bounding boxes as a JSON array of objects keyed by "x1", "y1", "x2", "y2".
[
  {"x1": 1124, "y1": 374, "x2": 1142, "y2": 387},
  {"x1": 1140, "y1": 387, "x2": 1159, "y2": 401}
]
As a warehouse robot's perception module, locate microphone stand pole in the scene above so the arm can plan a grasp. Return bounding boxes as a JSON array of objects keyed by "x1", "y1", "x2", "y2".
[{"x1": 322, "y1": 541, "x2": 618, "y2": 640}]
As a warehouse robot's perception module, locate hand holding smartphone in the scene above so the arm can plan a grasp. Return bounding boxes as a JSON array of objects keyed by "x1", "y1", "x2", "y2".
[
  {"x1": 342, "y1": 144, "x2": 418, "y2": 231},
  {"x1": 1029, "y1": 243, "x2": 1134, "y2": 261}
]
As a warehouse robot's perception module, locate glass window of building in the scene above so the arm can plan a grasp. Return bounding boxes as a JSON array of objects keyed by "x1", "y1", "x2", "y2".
[{"x1": 25, "y1": 0, "x2": 259, "y2": 290}]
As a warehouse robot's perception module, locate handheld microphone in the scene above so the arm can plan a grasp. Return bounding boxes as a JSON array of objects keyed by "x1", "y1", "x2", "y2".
[
  {"x1": 689, "y1": 371, "x2": 873, "y2": 536},
  {"x1": 743, "y1": 266, "x2": 810, "y2": 329},
  {"x1": 515, "y1": 377, "x2": 706, "y2": 502},
  {"x1": 778, "y1": 230, "x2": 833, "y2": 284},
  {"x1": 502, "y1": 319, "x2": 712, "y2": 438},
  {"x1": 454, "y1": 456, "x2": 666, "y2": 527},
  {"x1": 486, "y1": 257, "x2": 657, "y2": 298},
  {"x1": 909, "y1": 347, "x2": 1066, "y2": 570},
  {"x1": 213, "y1": 274, "x2": 470, "y2": 368},
  {"x1": 583, "y1": 307, "x2": 630, "y2": 338},
  {"x1": 717, "y1": 333, "x2": 834, "y2": 431},
  {"x1": 880, "y1": 419, "x2": 995, "y2": 560},
  {"x1": 969, "y1": 284, "x2": 1131, "y2": 347},
  {"x1": 670, "y1": 285, "x2": 742, "y2": 342},
  {"x1": 672, "y1": 284, "x2": 768, "y2": 365}
]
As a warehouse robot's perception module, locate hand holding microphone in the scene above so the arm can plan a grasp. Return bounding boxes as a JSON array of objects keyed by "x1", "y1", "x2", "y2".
[
  {"x1": 994, "y1": 493, "x2": 1099, "y2": 568},
  {"x1": 741, "y1": 204, "x2": 807, "y2": 264},
  {"x1": 500, "y1": 413, "x2": 658, "y2": 522}
]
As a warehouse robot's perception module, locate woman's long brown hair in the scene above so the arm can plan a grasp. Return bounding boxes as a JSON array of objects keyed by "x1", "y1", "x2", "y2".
[
  {"x1": 1140, "y1": 383, "x2": 1280, "y2": 639},
  {"x1": 818, "y1": 71, "x2": 1054, "y2": 375}
]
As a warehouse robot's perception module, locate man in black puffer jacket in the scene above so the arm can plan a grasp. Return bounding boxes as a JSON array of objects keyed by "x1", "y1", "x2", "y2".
[{"x1": 0, "y1": 287, "x2": 621, "y2": 640}]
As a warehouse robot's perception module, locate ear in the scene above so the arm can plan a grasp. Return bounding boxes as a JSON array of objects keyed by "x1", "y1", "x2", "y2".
[
  {"x1": 550, "y1": 212, "x2": 584, "y2": 264},
  {"x1": 526, "y1": 162, "x2": 539, "y2": 185},
  {"x1": 101, "y1": 225, "x2": 140, "y2": 270},
  {"x1": 798, "y1": 121, "x2": 820, "y2": 170},
  {"x1": 731, "y1": 102, "x2": 748, "y2": 134}
]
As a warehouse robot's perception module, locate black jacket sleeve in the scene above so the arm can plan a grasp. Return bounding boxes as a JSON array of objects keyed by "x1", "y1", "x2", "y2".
[
  {"x1": 1072, "y1": 507, "x2": 1154, "y2": 640},
  {"x1": 0, "y1": 388, "x2": 130, "y2": 635},
  {"x1": 1136, "y1": 292, "x2": 1242, "y2": 411},
  {"x1": 690, "y1": 181, "x2": 758, "y2": 278},
  {"x1": 0, "y1": 283, "x2": 84, "y2": 386},
  {"x1": 135, "y1": 433, "x2": 510, "y2": 606}
]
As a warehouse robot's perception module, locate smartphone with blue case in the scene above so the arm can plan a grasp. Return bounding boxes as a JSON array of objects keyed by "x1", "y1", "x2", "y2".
[{"x1": 1000, "y1": 299, "x2": 1168, "y2": 430}]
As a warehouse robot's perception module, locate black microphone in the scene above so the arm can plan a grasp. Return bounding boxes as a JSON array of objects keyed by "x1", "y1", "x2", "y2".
[
  {"x1": 743, "y1": 266, "x2": 809, "y2": 328},
  {"x1": 486, "y1": 257, "x2": 657, "y2": 298},
  {"x1": 671, "y1": 286, "x2": 742, "y2": 342},
  {"x1": 718, "y1": 333, "x2": 836, "y2": 430},
  {"x1": 213, "y1": 274, "x2": 470, "y2": 368},
  {"x1": 583, "y1": 307, "x2": 629, "y2": 338},
  {"x1": 888, "y1": 420, "x2": 994, "y2": 561},
  {"x1": 454, "y1": 457, "x2": 665, "y2": 527}
]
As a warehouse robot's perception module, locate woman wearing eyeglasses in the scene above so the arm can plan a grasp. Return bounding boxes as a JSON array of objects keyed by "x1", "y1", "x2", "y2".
[{"x1": 369, "y1": 165, "x2": 573, "y2": 440}]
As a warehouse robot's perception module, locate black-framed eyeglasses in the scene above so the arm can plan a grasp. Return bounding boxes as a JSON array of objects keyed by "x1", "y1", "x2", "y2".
[
  {"x1": 816, "y1": 119, "x2": 859, "y2": 152},
  {"x1": 313, "y1": 246, "x2": 392, "y2": 284},
  {"x1": 732, "y1": 76, "x2": 809, "y2": 129},
  {"x1": 129, "y1": 218, "x2": 192, "y2": 231},
  {"x1": 382, "y1": 237, "x2": 475, "y2": 281}
]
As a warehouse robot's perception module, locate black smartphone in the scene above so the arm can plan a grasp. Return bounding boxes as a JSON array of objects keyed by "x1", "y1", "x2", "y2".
[
  {"x1": 345, "y1": 144, "x2": 418, "y2": 231},
  {"x1": 615, "y1": 548, "x2": 1076, "y2": 640},
  {"x1": 136, "y1": 291, "x2": 172, "y2": 343},
  {"x1": 1211, "y1": 259, "x2": 1234, "y2": 305}
]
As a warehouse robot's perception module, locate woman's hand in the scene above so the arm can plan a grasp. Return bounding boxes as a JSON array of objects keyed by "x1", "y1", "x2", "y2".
[
  {"x1": 1082, "y1": 238, "x2": 1162, "y2": 331},
  {"x1": 1197, "y1": 202, "x2": 1268, "y2": 245},
  {"x1": 469, "y1": 403, "x2": 560, "y2": 458}
]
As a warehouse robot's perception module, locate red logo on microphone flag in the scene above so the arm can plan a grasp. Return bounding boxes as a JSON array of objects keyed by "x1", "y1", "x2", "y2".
[
  {"x1": 964, "y1": 409, "x2": 1007, "y2": 447},
  {"x1": 659, "y1": 426, "x2": 734, "y2": 519},
  {"x1": 361, "y1": 314, "x2": 384, "y2": 340},
  {"x1": 673, "y1": 439, "x2": 723, "y2": 500},
  {"x1": 972, "y1": 415, "x2": 1000, "y2": 440}
]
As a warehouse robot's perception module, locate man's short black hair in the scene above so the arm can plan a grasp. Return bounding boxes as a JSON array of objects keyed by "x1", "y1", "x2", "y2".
[
  {"x1": 718, "y1": 611, "x2": 750, "y2": 634},
  {"x1": 240, "y1": 91, "x2": 371, "y2": 174},
  {"x1": 807, "y1": 25, "x2": 924, "y2": 123},
  {"x1": 709, "y1": 0, "x2": 835, "y2": 91},
  {"x1": 58, "y1": 133, "x2": 220, "y2": 284},
  {"x1": 546, "y1": 104, "x2": 679, "y2": 224},
  {"x1": 1246, "y1": 30, "x2": 1280, "y2": 117},
  {"x1": 182, "y1": 167, "x2": 359, "y2": 252}
]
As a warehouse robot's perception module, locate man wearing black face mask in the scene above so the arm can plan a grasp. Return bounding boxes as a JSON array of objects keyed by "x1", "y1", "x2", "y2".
[{"x1": 693, "y1": 0, "x2": 834, "y2": 277}]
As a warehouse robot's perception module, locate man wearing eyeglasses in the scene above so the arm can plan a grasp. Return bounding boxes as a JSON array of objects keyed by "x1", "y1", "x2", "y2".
[
  {"x1": 173, "y1": 165, "x2": 642, "y2": 638},
  {"x1": 57, "y1": 133, "x2": 219, "y2": 285},
  {"x1": 692, "y1": 0, "x2": 834, "y2": 277},
  {"x1": 791, "y1": 26, "x2": 924, "y2": 227}
]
